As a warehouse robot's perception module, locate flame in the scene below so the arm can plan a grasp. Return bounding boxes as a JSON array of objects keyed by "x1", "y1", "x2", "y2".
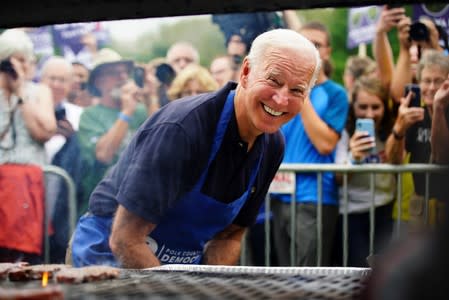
[{"x1": 42, "y1": 271, "x2": 48, "y2": 287}]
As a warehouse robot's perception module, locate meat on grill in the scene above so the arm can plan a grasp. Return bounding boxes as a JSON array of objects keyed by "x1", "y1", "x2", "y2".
[
  {"x1": 55, "y1": 265, "x2": 120, "y2": 283},
  {"x1": 0, "y1": 262, "x2": 29, "y2": 280},
  {"x1": 8, "y1": 264, "x2": 70, "y2": 281}
]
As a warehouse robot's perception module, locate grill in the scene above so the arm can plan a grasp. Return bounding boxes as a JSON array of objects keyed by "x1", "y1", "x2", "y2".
[{"x1": 2, "y1": 265, "x2": 370, "y2": 299}]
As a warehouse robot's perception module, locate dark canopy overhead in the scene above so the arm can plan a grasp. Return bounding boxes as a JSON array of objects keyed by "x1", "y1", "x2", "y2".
[{"x1": 1, "y1": 0, "x2": 438, "y2": 28}]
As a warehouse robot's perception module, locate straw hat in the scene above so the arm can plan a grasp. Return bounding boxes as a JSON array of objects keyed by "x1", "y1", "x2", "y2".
[{"x1": 87, "y1": 48, "x2": 133, "y2": 96}]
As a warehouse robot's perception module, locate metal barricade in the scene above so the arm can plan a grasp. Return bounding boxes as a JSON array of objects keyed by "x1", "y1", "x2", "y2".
[
  {"x1": 42, "y1": 165, "x2": 77, "y2": 263},
  {"x1": 241, "y1": 163, "x2": 448, "y2": 267}
]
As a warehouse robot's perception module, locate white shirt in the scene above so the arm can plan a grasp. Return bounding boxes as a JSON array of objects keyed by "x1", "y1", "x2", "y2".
[{"x1": 45, "y1": 101, "x2": 83, "y2": 162}]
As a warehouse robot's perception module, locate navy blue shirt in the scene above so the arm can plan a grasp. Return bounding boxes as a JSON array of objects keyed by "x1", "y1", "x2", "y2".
[{"x1": 89, "y1": 82, "x2": 285, "y2": 227}]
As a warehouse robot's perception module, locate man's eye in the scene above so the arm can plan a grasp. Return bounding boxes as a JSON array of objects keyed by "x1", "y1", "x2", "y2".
[
  {"x1": 269, "y1": 77, "x2": 280, "y2": 85},
  {"x1": 290, "y1": 88, "x2": 304, "y2": 96}
]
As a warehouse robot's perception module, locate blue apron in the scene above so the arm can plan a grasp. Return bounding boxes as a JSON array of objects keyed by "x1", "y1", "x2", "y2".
[{"x1": 72, "y1": 91, "x2": 264, "y2": 267}]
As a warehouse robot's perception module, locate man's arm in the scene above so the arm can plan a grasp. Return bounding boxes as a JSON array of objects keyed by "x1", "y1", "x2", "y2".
[
  {"x1": 109, "y1": 205, "x2": 161, "y2": 268},
  {"x1": 431, "y1": 77, "x2": 449, "y2": 164},
  {"x1": 20, "y1": 83, "x2": 57, "y2": 143},
  {"x1": 96, "y1": 82, "x2": 142, "y2": 163},
  {"x1": 300, "y1": 97, "x2": 340, "y2": 155},
  {"x1": 202, "y1": 224, "x2": 246, "y2": 265}
]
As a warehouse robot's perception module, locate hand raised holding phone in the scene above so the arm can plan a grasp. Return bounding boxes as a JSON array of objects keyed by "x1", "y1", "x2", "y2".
[{"x1": 349, "y1": 119, "x2": 376, "y2": 162}]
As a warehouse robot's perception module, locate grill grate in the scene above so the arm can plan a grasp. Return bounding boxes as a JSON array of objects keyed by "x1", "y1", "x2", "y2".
[
  {"x1": 63, "y1": 266, "x2": 370, "y2": 300},
  {"x1": 1, "y1": 266, "x2": 370, "y2": 299}
]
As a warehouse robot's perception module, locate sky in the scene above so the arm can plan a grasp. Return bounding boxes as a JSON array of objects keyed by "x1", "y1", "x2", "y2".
[{"x1": 103, "y1": 15, "x2": 208, "y2": 40}]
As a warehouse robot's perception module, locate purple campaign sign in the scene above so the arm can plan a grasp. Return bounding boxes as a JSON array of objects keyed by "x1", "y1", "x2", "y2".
[
  {"x1": 52, "y1": 23, "x2": 97, "y2": 55},
  {"x1": 25, "y1": 26, "x2": 54, "y2": 58},
  {"x1": 347, "y1": 6, "x2": 381, "y2": 49}
]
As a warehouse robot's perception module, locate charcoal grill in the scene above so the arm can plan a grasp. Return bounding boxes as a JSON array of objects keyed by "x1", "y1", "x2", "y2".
[{"x1": 1, "y1": 265, "x2": 370, "y2": 299}]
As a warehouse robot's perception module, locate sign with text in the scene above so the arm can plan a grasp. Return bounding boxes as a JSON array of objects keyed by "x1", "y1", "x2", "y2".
[
  {"x1": 268, "y1": 171, "x2": 295, "y2": 194},
  {"x1": 347, "y1": 6, "x2": 381, "y2": 49}
]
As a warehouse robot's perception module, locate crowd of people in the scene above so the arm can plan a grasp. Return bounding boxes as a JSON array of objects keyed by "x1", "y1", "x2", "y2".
[{"x1": 0, "y1": 6, "x2": 448, "y2": 271}]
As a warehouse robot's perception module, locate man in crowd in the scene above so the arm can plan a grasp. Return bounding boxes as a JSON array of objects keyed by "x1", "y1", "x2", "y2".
[
  {"x1": 40, "y1": 56, "x2": 84, "y2": 262},
  {"x1": 210, "y1": 55, "x2": 239, "y2": 87},
  {"x1": 69, "y1": 29, "x2": 321, "y2": 268},
  {"x1": 77, "y1": 48, "x2": 148, "y2": 216}
]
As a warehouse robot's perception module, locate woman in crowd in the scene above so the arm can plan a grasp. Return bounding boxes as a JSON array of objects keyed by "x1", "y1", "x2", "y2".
[
  {"x1": 167, "y1": 64, "x2": 218, "y2": 100},
  {"x1": 334, "y1": 76, "x2": 395, "y2": 267},
  {"x1": 0, "y1": 29, "x2": 56, "y2": 263}
]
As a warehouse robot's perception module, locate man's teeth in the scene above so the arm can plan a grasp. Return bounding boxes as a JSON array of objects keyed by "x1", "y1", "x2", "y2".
[{"x1": 263, "y1": 104, "x2": 283, "y2": 116}]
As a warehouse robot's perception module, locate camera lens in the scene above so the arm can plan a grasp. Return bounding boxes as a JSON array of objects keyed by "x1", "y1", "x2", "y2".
[{"x1": 409, "y1": 22, "x2": 429, "y2": 42}]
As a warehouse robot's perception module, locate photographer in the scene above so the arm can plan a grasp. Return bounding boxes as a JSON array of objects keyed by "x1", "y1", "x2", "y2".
[
  {"x1": 391, "y1": 15, "x2": 445, "y2": 103},
  {"x1": 77, "y1": 48, "x2": 148, "y2": 216},
  {"x1": 0, "y1": 29, "x2": 56, "y2": 263},
  {"x1": 386, "y1": 50, "x2": 449, "y2": 231}
]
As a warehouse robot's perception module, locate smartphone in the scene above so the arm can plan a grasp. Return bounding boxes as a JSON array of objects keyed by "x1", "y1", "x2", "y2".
[
  {"x1": 356, "y1": 118, "x2": 375, "y2": 153},
  {"x1": 133, "y1": 66, "x2": 145, "y2": 88},
  {"x1": 0, "y1": 58, "x2": 18, "y2": 80},
  {"x1": 404, "y1": 83, "x2": 421, "y2": 107},
  {"x1": 54, "y1": 107, "x2": 66, "y2": 121}
]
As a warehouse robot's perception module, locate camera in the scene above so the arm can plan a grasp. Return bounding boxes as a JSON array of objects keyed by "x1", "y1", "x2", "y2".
[
  {"x1": 133, "y1": 66, "x2": 145, "y2": 88},
  {"x1": 0, "y1": 58, "x2": 18, "y2": 80},
  {"x1": 155, "y1": 63, "x2": 175, "y2": 86},
  {"x1": 409, "y1": 22, "x2": 430, "y2": 42}
]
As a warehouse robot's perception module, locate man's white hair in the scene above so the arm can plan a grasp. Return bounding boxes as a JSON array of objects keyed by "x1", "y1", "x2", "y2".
[
  {"x1": 0, "y1": 29, "x2": 34, "y2": 61},
  {"x1": 41, "y1": 56, "x2": 73, "y2": 78},
  {"x1": 246, "y1": 29, "x2": 321, "y2": 92},
  {"x1": 166, "y1": 41, "x2": 200, "y2": 64}
]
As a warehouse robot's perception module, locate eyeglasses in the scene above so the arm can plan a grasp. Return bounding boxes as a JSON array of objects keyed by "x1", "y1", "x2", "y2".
[{"x1": 420, "y1": 77, "x2": 446, "y2": 87}]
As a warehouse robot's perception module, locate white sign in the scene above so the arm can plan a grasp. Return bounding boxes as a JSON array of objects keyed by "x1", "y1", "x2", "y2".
[{"x1": 269, "y1": 171, "x2": 295, "y2": 194}]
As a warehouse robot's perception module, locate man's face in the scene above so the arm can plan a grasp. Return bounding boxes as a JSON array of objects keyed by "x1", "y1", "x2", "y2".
[
  {"x1": 72, "y1": 64, "x2": 89, "y2": 91},
  {"x1": 227, "y1": 35, "x2": 247, "y2": 57},
  {"x1": 419, "y1": 64, "x2": 448, "y2": 107},
  {"x1": 167, "y1": 45, "x2": 196, "y2": 74},
  {"x1": 41, "y1": 62, "x2": 73, "y2": 104},
  {"x1": 299, "y1": 28, "x2": 331, "y2": 62},
  {"x1": 210, "y1": 57, "x2": 235, "y2": 87},
  {"x1": 238, "y1": 47, "x2": 316, "y2": 136},
  {"x1": 95, "y1": 63, "x2": 130, "y2": 96}
]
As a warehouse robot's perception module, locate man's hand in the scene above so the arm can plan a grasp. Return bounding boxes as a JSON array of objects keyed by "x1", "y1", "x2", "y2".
[
  {"x1": 393, "y1": 91, "x2": 425, "y2": 136},
  {"x1": 109, "y1": 205, "x2": 161, "y2": 268},
  {"x1": 120, "y1": 81, "x2": 140, "y2": 117},
  {"x1": 433, "y1": 75, "x2": 449, "y2": 111},
  {"x1": 56, "y1": 119, "x2": 75, "y2": 138},
  {"x1": 202, "y1": 224, "x2": 246, "y2": 265}
]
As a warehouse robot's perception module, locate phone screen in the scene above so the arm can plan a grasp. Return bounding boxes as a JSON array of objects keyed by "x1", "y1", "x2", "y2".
[
  {"x1": 356, "y1": 118, "x2": 375, "y2": 153},
  {"x1": 404, "y1": 84, "x2": 421, "y2": 107}
]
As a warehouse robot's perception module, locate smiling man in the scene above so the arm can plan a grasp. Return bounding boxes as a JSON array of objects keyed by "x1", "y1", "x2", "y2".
[
  {"x1": 271, "y1": 21, "x2": 349, "y2": 267},
  {"x1": 69, "y1": 29, "x2": 320, "y2": 268}
]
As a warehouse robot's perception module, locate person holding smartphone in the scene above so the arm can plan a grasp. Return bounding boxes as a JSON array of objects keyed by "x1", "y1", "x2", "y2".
[
  {"x1": 334, "y1": 76, "x2": 395, "y2": 267},
  {"x1": 0, "y1": 29, "x2": 56, "y2": 263},
  {"x1": 386, "y1": 50, "x2": 449, "y2": 230}
]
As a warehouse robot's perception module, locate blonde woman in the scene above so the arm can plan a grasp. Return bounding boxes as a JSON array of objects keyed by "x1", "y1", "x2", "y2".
[{"x1": 167, "y1": 64, "x2": 219, "y2": 100}]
